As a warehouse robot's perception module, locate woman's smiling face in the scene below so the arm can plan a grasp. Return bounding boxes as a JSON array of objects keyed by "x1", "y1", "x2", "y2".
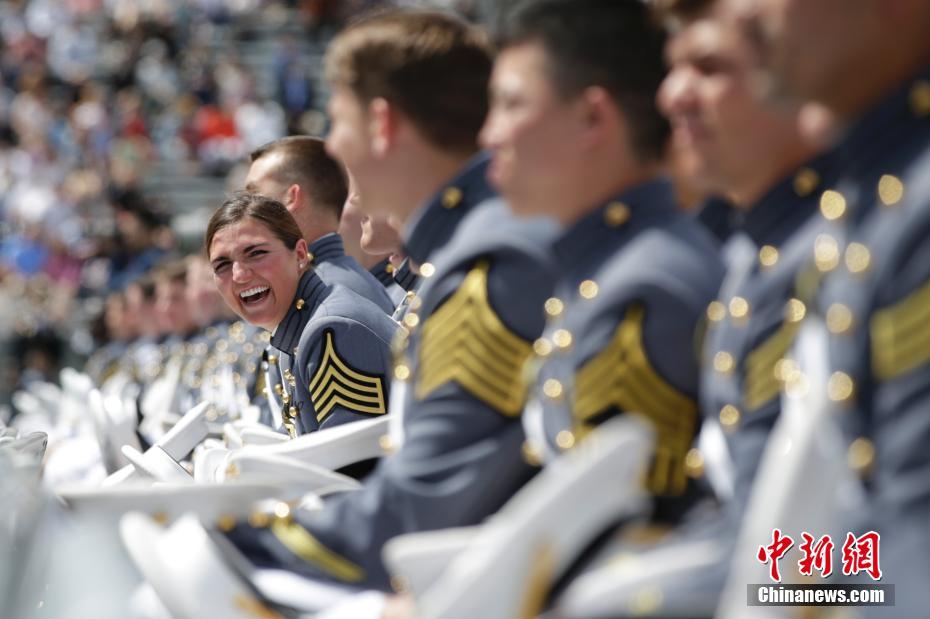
[{"x1": 209, "y1": 217, "x2": 308, "y2": 331}]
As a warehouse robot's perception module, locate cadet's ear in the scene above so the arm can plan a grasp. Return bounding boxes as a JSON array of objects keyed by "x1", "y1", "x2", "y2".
[
  {"x1": 368, "y1": 97, "x2": 395, "y2": 157},
  {"x1": 283, "y1": 183, "x2": 301, "y2": 211},
  {"x1": 294, "y1": 239, "x2": 309, "y2": 270},
  {"x1": 577, "y1": 85, "x2": 624, "y2": 148}
]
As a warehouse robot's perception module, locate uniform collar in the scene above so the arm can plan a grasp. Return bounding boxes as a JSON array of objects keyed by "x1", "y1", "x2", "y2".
[
  {"x1": 393, "y1": 257, "x2": 418, "y2": 292},
  {"x1": 829, "y1": 64, "x2": 930, "y2": 179},
  {"x1": 308, "y1": 233, "x2": 345, "y2": 265},
  {"x1": 402, "y1": 152, "x2": 495, "y2": 264},
  {"x1": 369, "y1": 258, "x2": 395, "y2": 287},
  {"x1": 694, "y1": 196, "x2": 736, "y2": 244},
  {"x1": 270, "y1": 269, "x2": 329, "y2": 354},
  {"x1": 553, "y1": 177, "x2": 676, "y2": 275},
  {"x1": 736, "y1": 152, "x2": 836, "y2": 249}
]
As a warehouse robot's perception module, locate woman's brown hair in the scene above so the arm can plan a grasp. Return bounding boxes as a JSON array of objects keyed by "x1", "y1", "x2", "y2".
[{"x1": 205, "y1": 192, "x2": 303, "y2": 258}]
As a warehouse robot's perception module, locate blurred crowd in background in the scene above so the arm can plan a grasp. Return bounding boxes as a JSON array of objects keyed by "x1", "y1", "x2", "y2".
[{"x1": 0, "y1": 0, "x2": 491, "y2": 421}]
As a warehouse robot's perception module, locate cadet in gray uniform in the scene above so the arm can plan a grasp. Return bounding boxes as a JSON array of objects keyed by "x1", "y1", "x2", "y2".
[
  {"x1": 205, "y1": 10, "x2": 558, "y2": 597},
  {"x1": 206, "y1": 193, "x2": 399, "y2": 435},
  {"x1": 732, "y1": 0, "x2": 930, "y2": 615},
  {"x1": 244, "y1": 137, "x2": 395, "y2": 428},
  {"x1": 482, "y1": 0, "x2": 723, "y2": 521}
]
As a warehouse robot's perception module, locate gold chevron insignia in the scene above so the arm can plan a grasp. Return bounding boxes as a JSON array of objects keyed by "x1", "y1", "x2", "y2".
[
  {"x1": 574, "y1": 305, "x2": 698, "y2": 496},
  {"x1": 416, "y1": 260, "x2": 533, "y2": 416},
  {"x1": 270, "y1": 518, "x2": 365, "y2": 583},
  {"x1": 307, "y1": 329, "x2": 387, "y2": 423},
  {"x1": 743, "y1": 320, "x2": 801, "y2": 411},
  {"x1": 871, "y1": 276, "x2": 930, "y2": 381}
]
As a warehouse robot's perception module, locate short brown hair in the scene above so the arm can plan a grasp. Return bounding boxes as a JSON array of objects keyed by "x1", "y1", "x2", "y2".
[
  {"x1": 325, "y1": 10, "x2": 492, "y2": 155},
  {"x1": 205, "y1": 192, "x2": 303, "y2": 259},
  {"x1": 652, "y1": 0, "x2": 716, "y2": 29},
  {"x1": 250, "y1": 136, "x2": 348, "y2": 219}
]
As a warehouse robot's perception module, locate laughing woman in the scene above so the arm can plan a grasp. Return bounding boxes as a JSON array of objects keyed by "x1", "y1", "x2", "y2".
[{"x1": 206, "y1": 192, "x2": 400, "y2": 436}]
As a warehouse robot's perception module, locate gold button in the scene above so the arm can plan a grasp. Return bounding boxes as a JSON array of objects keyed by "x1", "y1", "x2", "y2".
[
  {"x1": 273, "y1": 502, "x2": 292, "y2": 522},
  {"x1": 814, "y1": 234, "x2": 840, "y2": 272},
  {"x1": 759, "y1": 245, "x2": 779, "y2": 268},
  {"x1": 845, "y1": 242, "x2": 871, "y2": 274},
  {"x1": 152, "y1": 511, "x2": 170, "y2": 525},
  {"x1": 784, "y1": 298, "x2": 806, "y2": 323},
  {"x1": 909, "y1": 80, "x2": 930, "y2": 117},
  {"x1": 533, "y1": 338, "x2": 553, "y2": 357},
  {"x1": 543, "y1": 379, "x2": 564, "y2": 400},
  {"x1": 684, "y1": 448, "x2": 704, "y2": 478},
  {"x1": 604, "y1": 202, "x2": 631, "y2": 227},
  {"x1": 729, "y1": 296, "x2": 750, "y2": 319},
  {"x1": 274, "y1": 383, "x2": 283, "y2": 395},
  {"x1": 847, "y1": 437, "x2": 875, "y2": 475},
  {"x1": 378, "y1": 435, "x2": 395, "y2": 454},
  {"x1": 579, "y1": 279, "x2": 599, "y2": 299},
  {"x1": 706, "y1": 300, "x2": 726, "y2": 322},
  {"x1": 555, "y1": 430, "x2": 575, "y2": 450},
  {"x1": 217, "y1": 515, "x2": 237, "y2": 532},
  {"x1": 819, "y1": 190, "x2": 847, "y2": 220},
  {"x1": 419, "y1": 262, "x2": 436, "y2": 278},
  {"x1": 248, "y1": 511, "x2": 271, "y2": 528},
  {"x1": 441, "y1": 187, "x2": 463, "y2": 209},
  {"x1": 394, "y1": 363, "x2": 410, "y2": 381},
  {"x1": 267, "y1": 354, "x2": 278, "y2": 365},
  {"x1": 385, "y1": 263, "x2": 395, "y2": 274},
  {"x1": 403, "y1": 313, "x2": 420, "y2": 329},
  {"x1": 552, "y1": 329, "x2": 573, "y2": 350},
  {"x1": 544, "y1": 297, "x2": 564, "y2": 317},
  {"x1": 630, "y1": 587, "x2": 664, "y2": 615},
  {"x1": 306, "y1": 251, "x2": 315, "y2": 264},
  {"x1": 719, "y1": 404, "x2": 741, "y2": 428},
  {"x1": 877, "y1": 174, "x2": 904, "y2": 206},
  {"x1": 295, "y1": 299, "x2": 305, "y2": 310},
  {"x1": 826, "y1": 303, "x2": 854, "y2": 334},
  {"x1": 827, "y1": 371, "x2": 855, "y2": 402},
  {"x1": 522, "y1": 440, "x2": 543, "y2": 466},
  {"x1": 713, "y1": 351, "x2": 735, "y2": 374},
  {"x1": 793, "y1": 167, "x2": 820, "y2": 197},
  {"x1": 287, "y1": 406, "x2": 299, "y2": 419},
  {"x1": 774, "y1": 358, "x2": 801, "y2": 383},
  {"x1": 390, "y1": 575, "x2": 410, "y2": 594}
]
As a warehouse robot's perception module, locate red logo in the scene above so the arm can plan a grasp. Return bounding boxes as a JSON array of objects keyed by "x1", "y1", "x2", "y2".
[
  {"x1": 757, "y1": 529, "x2": 795, "y2": 583},
  {"x1": 757, "y1": 530, "x2": 881, "y2": 582},
  {"x1": 841, "y1": 531, "x2": 882, "y2": 581},
  {"x1": 798, "y1": 532, "x2": 834, "y2": 578}
]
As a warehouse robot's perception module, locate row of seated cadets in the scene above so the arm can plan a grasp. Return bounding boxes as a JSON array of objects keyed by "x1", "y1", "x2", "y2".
[
  {"x1": 181, "y1": 4, "x2": 721, "y2": 605},
  {"x1": 205, "y1": 8, "x2": 557, "y2": 595},
  {"x1": 524, "y1": 0, "x2": 847, "y2": 613},
  {"x1": 83, "y1": 255, "x2": 268, "y2": 432}
]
